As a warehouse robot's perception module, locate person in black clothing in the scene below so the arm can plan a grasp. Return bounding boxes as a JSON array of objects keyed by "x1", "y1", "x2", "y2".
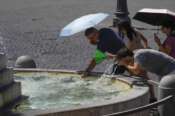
[{"x1": 82, "y1": 27, "x2": 126, "y2": 77}]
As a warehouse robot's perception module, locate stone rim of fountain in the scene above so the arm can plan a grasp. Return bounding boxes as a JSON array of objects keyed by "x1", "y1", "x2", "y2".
[{"x1": 13, "y1": 68, "x2": 149, "y2": 116}]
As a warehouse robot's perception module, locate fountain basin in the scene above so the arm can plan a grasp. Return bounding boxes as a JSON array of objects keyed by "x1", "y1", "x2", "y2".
[{"x1": 13, "y1": 68, "x2": 149, "y2": 116}]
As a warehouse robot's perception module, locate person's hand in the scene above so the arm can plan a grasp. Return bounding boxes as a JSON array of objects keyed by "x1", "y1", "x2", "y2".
[
  {"x1": 143, "y1": 41, "x2": 149, "y2": 49},
  {"x1": 106, "y1": 52, "x2": 116, "y2": 59},
  {"x1": 154, "y1": 33, "x2": 161, "y2": 46}
]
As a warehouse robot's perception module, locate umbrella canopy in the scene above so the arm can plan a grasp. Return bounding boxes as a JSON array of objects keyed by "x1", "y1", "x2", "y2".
[
  {"x1": 59, "y1": 13, "x2": 109, "y2": 37},
  {"x1": 133, "y1": 8, "x2": 175, "y2": 26}
]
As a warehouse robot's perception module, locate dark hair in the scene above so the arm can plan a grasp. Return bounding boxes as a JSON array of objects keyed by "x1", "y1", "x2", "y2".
[
  {"x1": 84, "y1": 27, "x2": 98, "y2": 36},
  {"x1": 161, "y1": 20, "x2": 174, "y2": 29},
  {"x1": 116, "y1": 48, "x2": 134, "y2": 60},
  {"x1": 118, "y1": 21, "x2": 137, "y2": 41},
  {"x1": 162, "y1": 20, "x2": 175, "y2": 36}
]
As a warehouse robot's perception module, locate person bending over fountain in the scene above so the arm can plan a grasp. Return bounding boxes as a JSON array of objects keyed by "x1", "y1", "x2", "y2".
[
  {"x1": 116, "y1": 48, "x2": 175, "y2": 102},
  {"x1": 82, "y1": 27, "x2": 126, "y2": 78}
]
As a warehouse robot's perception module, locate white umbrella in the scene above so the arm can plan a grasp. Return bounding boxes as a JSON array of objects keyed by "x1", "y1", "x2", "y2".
[{"x1": 59, "y1": 13, "x2": 109, "y2": 37}]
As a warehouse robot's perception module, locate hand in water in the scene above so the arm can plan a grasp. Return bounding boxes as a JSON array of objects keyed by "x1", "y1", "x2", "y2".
[{"x1": 154, "y1": 33, "x2": 161, "y2": 46}]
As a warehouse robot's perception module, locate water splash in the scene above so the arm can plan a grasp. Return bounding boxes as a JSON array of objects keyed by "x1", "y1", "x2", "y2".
[
  {"x1": 100, "y1": 63, "x2": 118, "y2": 79},
  {"x1": 89, "y1": 63, "x2": 120, "y2": 94}
]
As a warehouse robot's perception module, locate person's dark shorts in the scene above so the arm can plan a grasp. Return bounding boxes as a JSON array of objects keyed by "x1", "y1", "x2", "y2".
[{"x1": 112, "y1": 64, "x2": 127, "y2": 75}]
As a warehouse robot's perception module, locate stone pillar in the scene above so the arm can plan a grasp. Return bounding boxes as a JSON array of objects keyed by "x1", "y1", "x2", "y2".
[
  {"x1": 158, "y1": 74, "x2": 175, "y2": 116},
  {"x1": 0, "y1": 53, "x2": 22, "y2": 109}
]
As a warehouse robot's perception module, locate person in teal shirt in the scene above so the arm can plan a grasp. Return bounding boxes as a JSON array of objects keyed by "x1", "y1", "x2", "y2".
[{"x1": 82, "y1": 27, "x2": 125, "y2": 77}]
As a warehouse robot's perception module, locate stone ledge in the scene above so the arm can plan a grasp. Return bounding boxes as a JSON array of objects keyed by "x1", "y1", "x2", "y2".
[
  {"x1": 0, "y1": 95, "x2": 28, "y2": 111},
  {"x1": 13, "y1": 71, "x2": 149, "y2": 116},
  {"x1": 0, "y1": 82, "x2": 22, "y2": 108}
]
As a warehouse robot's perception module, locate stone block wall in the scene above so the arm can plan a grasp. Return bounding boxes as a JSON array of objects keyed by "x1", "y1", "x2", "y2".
[{"x1": 0, "y1": 53, "x2": 22, "y2": 109}]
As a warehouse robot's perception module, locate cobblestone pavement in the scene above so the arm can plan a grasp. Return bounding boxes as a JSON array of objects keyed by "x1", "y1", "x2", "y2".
[{"x1": 0, "y1": 0, "x2": 174, "y2": 71}]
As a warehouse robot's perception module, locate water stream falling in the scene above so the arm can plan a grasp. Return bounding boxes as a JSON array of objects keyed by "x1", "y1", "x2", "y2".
[{"x1": 101, "y1": 63, "x2": 119, "y2": 79}]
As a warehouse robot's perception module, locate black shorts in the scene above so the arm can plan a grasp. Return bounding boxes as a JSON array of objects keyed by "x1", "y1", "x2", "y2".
[{"x1": 112, "y1": 64, "x2": 127, "y2": 75}]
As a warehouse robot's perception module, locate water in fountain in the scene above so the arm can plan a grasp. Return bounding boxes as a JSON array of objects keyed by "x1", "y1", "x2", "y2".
[{"x1": 14, "y1": 71, "x2": 128, "y2": 111}]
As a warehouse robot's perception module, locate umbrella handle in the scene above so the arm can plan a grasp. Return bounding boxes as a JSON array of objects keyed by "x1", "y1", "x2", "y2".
[{"x1": 156, "y1": 26, "x2": 160, "y2": 34}]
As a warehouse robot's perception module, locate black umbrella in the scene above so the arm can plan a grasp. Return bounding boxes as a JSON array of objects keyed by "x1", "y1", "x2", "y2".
[{"x1": 133, "y1": 8, "x2": 175, "y2": 26}]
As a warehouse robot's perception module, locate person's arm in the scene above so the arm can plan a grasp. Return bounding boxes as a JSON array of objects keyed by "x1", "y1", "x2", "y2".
[
  {"x1": 82, "y1": 59, "x2": 96, "y2": 78},
  {"x1": 154, "y1": 34, "x2": 172, "y2": 54},
  {"x1": 139, "y1": 33, "x2": 148, "y2": 48},
  {"x1": 82, "y1": 49, "x2": 107, "y2": 78},
  {"x1": 126, "y1": 63, "x2": 143, "y2": 76},
  {"x1": 117, "y1": 57, "x2": 144, "y2": 76},
  {"x1": 106, "y1": 52, "x2": 116, "y2": 59},
  {"x1": 159, "y1": 45, "x2": 172, "y2": 54}
]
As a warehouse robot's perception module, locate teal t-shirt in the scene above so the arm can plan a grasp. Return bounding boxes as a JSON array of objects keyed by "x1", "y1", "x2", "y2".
[{"x1": 93, "y1": 49, "x2": 107, "y2": 64}]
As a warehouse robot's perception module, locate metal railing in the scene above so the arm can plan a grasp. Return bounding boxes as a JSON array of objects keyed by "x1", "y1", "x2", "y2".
[
  {"x1": 103, "y1": 95, "x2": 173, "y2": 116},
  {"x1": 103, "y1": 78, "x2": 174, "y2": 116}
]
